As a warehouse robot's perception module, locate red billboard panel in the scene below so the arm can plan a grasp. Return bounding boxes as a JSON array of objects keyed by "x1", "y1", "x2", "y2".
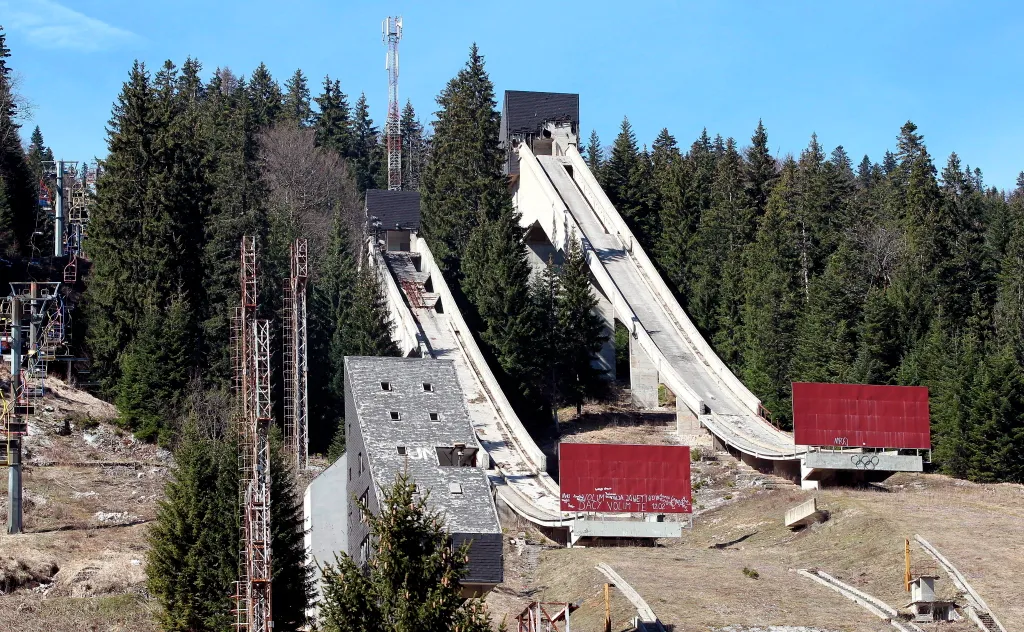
[
  {"x1": 559, "y1": 443, "x2": 691, "y2": 514},
  {"x1": 792, "y1": 382, "x2": 931, "y2": 449}
]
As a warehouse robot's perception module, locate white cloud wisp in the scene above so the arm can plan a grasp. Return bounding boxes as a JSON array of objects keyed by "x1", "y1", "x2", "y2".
[{"x1": 2, "y1": 0, "x2": 140, "y2": 53}]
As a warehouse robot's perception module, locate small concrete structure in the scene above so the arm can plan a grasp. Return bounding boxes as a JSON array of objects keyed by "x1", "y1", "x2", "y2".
[
  {"x1": 303, "y1": 453, "x2": 348, "y2": 618},
  {"x1": 785, "y1": 497, "x2": 825, "y2": 529},
  {"x1": 906, "y1": 576, "x2": 956, "y2": 622},
  {"x1": 570, "y1": 517, "x2": 682, "y2": 545}
]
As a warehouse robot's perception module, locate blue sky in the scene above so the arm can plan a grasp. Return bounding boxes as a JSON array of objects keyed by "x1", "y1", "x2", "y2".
[{"x1": 4, "y1": 0, "x2": 1023, "y2": 189}]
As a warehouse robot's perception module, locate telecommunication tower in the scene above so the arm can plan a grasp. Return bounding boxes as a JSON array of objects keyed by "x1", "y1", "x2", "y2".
[{"x1": 382, "y1": 16, "x2": 403, "y2": 190}]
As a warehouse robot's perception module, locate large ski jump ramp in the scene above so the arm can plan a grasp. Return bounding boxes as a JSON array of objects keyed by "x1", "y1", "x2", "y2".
[
  {"x1": 515, "y1": 142, "x2": 804, "y2": 461},
  {"x1": 370, "y1": 241, "x2": 566, "y2": 526}
]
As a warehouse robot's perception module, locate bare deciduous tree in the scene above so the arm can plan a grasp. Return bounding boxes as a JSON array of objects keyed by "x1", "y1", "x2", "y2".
[
  {"x1": 258, "y1": 125, "x2": 363, "y2": 277},
  {"x1": 1, "y1": 70, "x2": 34, "y2": 147},
  {"x1": 852, "y1": 223, "x2": 905, "y2": 289}
]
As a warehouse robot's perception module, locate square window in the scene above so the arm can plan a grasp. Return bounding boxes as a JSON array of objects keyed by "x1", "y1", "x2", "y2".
[
  {"x1": 422, "y1": 382, "x2": 433, "y2": 392},
  {"x1": 381, "y1": 381, "x2": 392, "y2": 391},
  {"x1": 429, "y1": 412, "x2": 440, "y2": 422},
  {"x1": 448, "y1": 482, "x2": 463, "y2": 494},
  {"x1": 390, "y1": 411, "x2": 401, "y2": 421},
  {"x1": 397, "y1": 446, "x2": 406, "y2": 456}
]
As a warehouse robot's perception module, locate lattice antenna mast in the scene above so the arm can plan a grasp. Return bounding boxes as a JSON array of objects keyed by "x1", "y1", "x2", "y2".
[
  {"x1": 234, "y1": 236, "x2": 273, "y2": 632},
  {"x1": 383, "y1": 16, "x2": 403, "y2": 191},
  {"x1": 283, "y1": 238, "x2": 309, "y2": 470}
]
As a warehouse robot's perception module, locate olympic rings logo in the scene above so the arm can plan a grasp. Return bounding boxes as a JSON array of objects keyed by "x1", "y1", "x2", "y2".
[{"x1": 850, "y1": 454, "x2": 880, "y2": 469}]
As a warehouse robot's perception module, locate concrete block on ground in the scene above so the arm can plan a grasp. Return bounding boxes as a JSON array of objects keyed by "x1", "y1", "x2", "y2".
[{"x1": 785, "y1": 497, "x2": 825, "y2": 529}]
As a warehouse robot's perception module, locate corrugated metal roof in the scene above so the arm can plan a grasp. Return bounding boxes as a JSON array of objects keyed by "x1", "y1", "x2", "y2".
[
  {"x1": 365, "y1": 189, "x2": 421, "y2": 231},
  {"x1": 501, "y1": 90, "x2": 579, "y2": 139},
  {"x1": 345, "y1": 356, "x2": 501, "y2": 535}
]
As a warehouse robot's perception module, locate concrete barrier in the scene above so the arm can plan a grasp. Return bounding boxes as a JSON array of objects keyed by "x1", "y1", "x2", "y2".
[
  {"x1": 785, "y1": 497, "x2": 824, "y2": 529},
  {"x1": 804, "y1": 451, "x2": 923, "y2": 472},
  {"x1": 368, "y1": 246, "x2": 423, "y2": 356}
]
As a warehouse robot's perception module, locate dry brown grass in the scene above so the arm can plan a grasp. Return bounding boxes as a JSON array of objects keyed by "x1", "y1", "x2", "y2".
[
  {"x1": 0, "y1": 378, "x2": 169, "y2": 631},
  {"x1": 485, "y1": 472, "x2": 1024, "y2": 632}
]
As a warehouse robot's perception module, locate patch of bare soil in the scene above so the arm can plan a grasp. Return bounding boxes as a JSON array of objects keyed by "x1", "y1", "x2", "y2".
[{"x1": 0, "y1": 376, "x2": 166, "y2": 631}]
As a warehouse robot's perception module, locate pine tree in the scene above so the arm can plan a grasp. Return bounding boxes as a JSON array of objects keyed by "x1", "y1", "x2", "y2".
[
  {"x1": 84, "y1": 62, "x2": 157, "y2": 388},
  {"x1": 602, "y1": 118, "x2": 657, "y2": 245},
  {"x1": 555, "y1": 236, "x2": 607, "y2": 412},
  {"x1": 584, "y1": 129, "x2": 603, "y2": 173},
  {"x1": 462, "y1": 208, "x2": 538, "y2": 409},
  {"x1": 270, "y1": 426, "x2": 316, "y2": 631},
  {"x1": 743, "y1": 120, "x2": 777, "y2": 236},
  {"x1": 313, "y1": 76, "x2": 352, "y2": 156},
  {"x1": 318, "y1": 473, "x2": 493, "y2": 632},
  {"x1": 147, "y1": 427, "x2": 228, "y2": 632},
  {"x1": 282, "y1": 69, "x2": 312, "y2": 127},
  {"x1": 687, "y1": 136, "x2": 744, "y2": 333},
  {"x1": 149, "y1": 428, "x2": 313, "y2": 631},
  {"x1": 400, "y1": 100, "x2": 427, "y2": 190},
  {"x1": 26, "y1": 126, "x2": 53, "y2": 180},
  {"x1": 741, "y1": 159, "x2": 800, "y2": 426},
  {"x1": 0, "y1": 28, "x2": 37, "y2": 256},
  {"x1": 340, "y1": 265, "x2": 400, "y2": 357},
  {"x1": 247, "y1": 63, "x2": 283, "y2": 128},
  {"x1": 420, "y1": 44, "x2": 505, "y2": 275},
  {"x1": 350, "y1": 93, "x2": 381, "y2": 193}
]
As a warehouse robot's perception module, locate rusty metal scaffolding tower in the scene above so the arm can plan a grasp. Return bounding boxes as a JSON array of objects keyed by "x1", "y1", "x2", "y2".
[
  {"x1": 382, "y1": 16, "x2": 403, "y2": 190},
  {"x1": 233, "y1": 236, "x2": 273, "y2": 632},
  {"x1": 283, "y1": 239, "x2": 309, "y2": 470}
]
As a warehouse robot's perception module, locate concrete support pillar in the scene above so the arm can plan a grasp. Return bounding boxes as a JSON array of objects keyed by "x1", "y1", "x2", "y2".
[
  {"x1": 593, "y1": 283, "x2": 615, "y2": 381},
  {"x1": 628, "y1": 337, "x2": 659, "y2": 409},
  {"x1": 800, "y1": 460, "x2": 820, "y2": 490}
]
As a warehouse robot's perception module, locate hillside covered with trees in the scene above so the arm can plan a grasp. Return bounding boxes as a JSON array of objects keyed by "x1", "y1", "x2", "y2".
[{"x1": 587, "y1": 118, "x2": 1024, "y2": 483}]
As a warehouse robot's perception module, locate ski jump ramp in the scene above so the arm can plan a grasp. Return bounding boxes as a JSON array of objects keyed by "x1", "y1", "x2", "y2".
[
  {"x1": 514, "y1": 141, "x2": 804, "y2": 462},
  {"x1": 369, "y1": 241, "x2": 566, "y2": 527}
]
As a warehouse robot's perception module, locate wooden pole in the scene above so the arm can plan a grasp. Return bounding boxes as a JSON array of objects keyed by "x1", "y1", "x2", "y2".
[
  {"x1": 904, "y1": 538, "x2": 912, "y2": 592},
  {"x1": 604, "y1": 583, "x2": 611, "y2": 632}
]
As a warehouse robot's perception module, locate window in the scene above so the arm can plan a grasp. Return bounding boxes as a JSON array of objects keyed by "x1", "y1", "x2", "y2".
[
  {"x1": 348, "y1": 467, "x2": 351, "y2": 481},
  {"x1": 429, "y1": 412, "x2": 440, "y2": 422},
  {"x1": 390, "y1": 411, "x2": 401, "y2": 421},
  {"x1": 357, "y1": 452, "x2": 363, "y2": 475},
  {"x1": 422, "y1": 382, "x2": 434, "y2": 392},
  {"x1": 360, "y1": 535, "x2": 371, "y2": 563},
  {"x1": 397, "y1": 446, "x2": 406, "y2": 456},
  {"x1": 380, "y1": 381, "x2": 392, "y2": 391},
  {"x1": 359, "y1": 489, "x2": 369, "y2": 523},
  {"x1": 448, "y1": 482, "x2": 463, "y2": 494}
]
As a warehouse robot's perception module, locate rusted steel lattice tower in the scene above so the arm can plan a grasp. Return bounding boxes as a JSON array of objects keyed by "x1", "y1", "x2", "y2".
[
  {"x1": 283, "y1": 238, "x2": 309, "y2": 469},
  {"x1": 233, "y1": 236, "x2": 273, "y2": 632},
  {"x1": 382, "y1": 16, "x2": 403, "y2": 190}
]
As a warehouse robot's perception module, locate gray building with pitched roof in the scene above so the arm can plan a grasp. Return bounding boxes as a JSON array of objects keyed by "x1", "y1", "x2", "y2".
[
  {"x1": 366, "y1": 189, "x2": 420, "y2": 252},
  {"x1": 345, "y1": 356, "x2": 503, "y2": 595},
  {"x1": 500, "y1": 90, "x2": 580, "y2": 175}
]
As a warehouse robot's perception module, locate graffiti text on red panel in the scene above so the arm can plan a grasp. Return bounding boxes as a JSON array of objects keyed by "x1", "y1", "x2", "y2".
[
  {"x1": 559, "y1": 443, "x2": 692, "y2": 514},
  {"x1": 792, "y1": 382, "x2": 931, "y2": 450}
]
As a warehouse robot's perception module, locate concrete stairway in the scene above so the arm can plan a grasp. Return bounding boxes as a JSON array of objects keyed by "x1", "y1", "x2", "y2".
[{"x1": 733, "y1": 459, "x2": 795, "y2": 489}]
